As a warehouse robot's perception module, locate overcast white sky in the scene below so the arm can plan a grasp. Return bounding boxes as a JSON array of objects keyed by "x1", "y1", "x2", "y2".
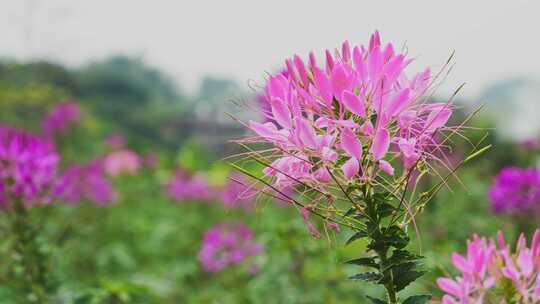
[{"x1": 1, "y1": 0, "x2": 539, "y2": 98}]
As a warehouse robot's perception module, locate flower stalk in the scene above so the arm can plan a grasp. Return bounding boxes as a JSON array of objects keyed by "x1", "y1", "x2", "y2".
[{"x1": 10, "y1": 196, "x2": 49, "y2": 303}]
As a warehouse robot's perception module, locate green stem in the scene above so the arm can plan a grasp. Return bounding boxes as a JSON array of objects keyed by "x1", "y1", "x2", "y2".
[
  {"x1": 11, "y1": 197, "x2": 49, "y2": 303},
  {"x1": 377, "y1": 249, "x2": 397, "y2": 304}
]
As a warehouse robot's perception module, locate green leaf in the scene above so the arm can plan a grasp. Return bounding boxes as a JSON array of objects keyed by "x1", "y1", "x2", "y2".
[
  {"x1": 376, "y1": 202, "x2": 395, "y2": 219},
  {"x1": 402, "y1": 295, "x2": 431, "y2": 304},
  {"x1": 346, "y1": 230, "x2": 368, "y2": 245},
  {"x1": 366, "y1": 296, "x2": 388, "y2": 304},
  {"x1": 383, "y1": 249, "x2": 423, "y2": 271},
  {"x1": 383, "y1": 225, "x2": 410, "y2": 249},
  {"x1": 392, "y1": 262, "x2": 426, "y2": 292},
  {"x1": 348, "y1": 272, "x2": 383, "y2": 282},
  {"x1": 345, "y1": 257, "x2": 378, "y2": 269}
]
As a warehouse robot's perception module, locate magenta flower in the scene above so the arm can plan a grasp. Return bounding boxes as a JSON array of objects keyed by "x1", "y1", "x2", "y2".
[
  {"x1": 198, "y1": 222, "x2": 263, "y2": 273},
  {"x1": 55, "y1": 159, "x2": 117, "y2": 206},
  {"x1": 0, "y1": 126, "x2": 59, "y2": 208},
  {"x1": 239, "y1": 31, "x2": 453, "y2": 193},
  {"x1": 103, "y1": 149, "x2": 141, "y2": 177},
  {"x1": 437, "y1": 230, "x2": 540, "y2": 303},
  {"x1": 220, "y1": 174, "x2": 255, "y2": 210},
  {"x1": 104, "y1": 133, "x2": 125, "y2": 150},
  {"x1": 167, "y1": 169, "x2": 213, "y2": 202},
  {"x1": 42, "y1": 101, "x2": 80, "y2": 137},
  {"x1": 488, "y1": 167, "x2": 540, "y2": 215}
]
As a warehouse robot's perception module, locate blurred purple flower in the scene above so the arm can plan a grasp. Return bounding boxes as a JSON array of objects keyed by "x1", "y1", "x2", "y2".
[
  {"x1": 488, "y1": 166, "x2": 540, "y2": 215},
  {"x1": 103, "y1": 149, "x2": 141, "y2": 177},
  {"x1": 104, "y1": 133, "x2": 125, "y2": 150},
  {"x1": 167, "y1": 170, "x2": 213, "y2": 202},
  {"x1": 0, "y1": 125, "x2": 59, "y2": 207},
  {"x1": 55, "y1": 159, "x2": 117, "y2": 206},
  {"x1": 220, "y1": 174, "x2": 255, "y2": 210},
  {"x1": 42, "y1": 101, "x2": 80, "y2": 137},
  {"x1": 198, "y1": 222, "x2": 263, "y2": 273},
  {"x1": 520, "y1": 138, "x2": 540, "y2": 151},
  {"x1": 142, "y1": 153, "x2": 158, "y2": 168}
]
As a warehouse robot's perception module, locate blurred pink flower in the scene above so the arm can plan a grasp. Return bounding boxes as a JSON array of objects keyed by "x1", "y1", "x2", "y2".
[
  {"x1": 55, "y1": 159, "x2": 117, "y2": 205},
  {"x1": 0, "y1": 125, "x2": 59, "y2": 208},
  {"x1": 103, "y1": 149, "x2": 141, "y2": 177},
  {"x1": 42, "y1": 101, "x2": 80, "y2": 137},
  {"x1": 167, "y1": 169, "x2": 213, "y2": 202},
  {"x1": 488, "y1": 167, "x2": 540, "y2": 215},
  {"x1": 104, "y1": 133, "x2": 125, "y2": 150},
  {"x1": 220, "y1": 174, "x2": 256, "y2": 210},
  {"x1": 198, "y1": 222, "x2": 263, "y2": 273}
]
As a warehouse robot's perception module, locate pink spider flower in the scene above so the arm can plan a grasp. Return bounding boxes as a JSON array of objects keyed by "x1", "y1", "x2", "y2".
[
  {"x1": 220, "y1": 174, "x2": 256, "y2": 210},
  {"x1": 437, "y1": 230, "x2": 540, "y2": 303},
  {"x1": 54, "y1": 159, "x2": 117, "y2": 206},
  {"x1": 488, "y1": 167, "x2": 540, "y2": 215},
  {"x1": 167, "y1": 169, "x2": 213, "y2": 202},
  {"x1": 104, "y1": 133, "x2": 125, "y2": 150},
  {"x1": 42, "y1": 101, "x2": 80, "y2": 137},
  {"x1": 198, "y1": 222, "x2": 263, "y2": 273},
  {"x1": 240, "y1": 31, "x2": 454, "y2": 195},
  {"x1": 0, "y1": 125, "x2": 60, "y2": 208},
  {"x1": 103, "y1": 149, "x2": 141, "y2": 177}
]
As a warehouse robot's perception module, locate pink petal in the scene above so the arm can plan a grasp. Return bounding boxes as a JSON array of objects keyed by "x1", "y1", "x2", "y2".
[
  {"x1": 294, "y1": 54, "x2": 309, "y2": 88},
  {"x1": 360, "y1": 121, "x2": 374, "y2": 136},
  {"x1": 451, "y1": 253, "x2": 471, "y2": 274},
  {"x1": 341, "y1": 128, "x2": 362, "y2": 159},
  {"x1": 352, "y1": 46, "x2": 367, "y2": 82},
  {"x1": 295, "y1": 117, "x2": 317, "y2": 149},
  {"x1": 369, "y1": 31, "x2": 381, "y2": 52},
  {"x1": 314, "y1": 167, "x2": 331, "y2": 183},
  {"x1": 270, "y1": 97, "x2": 291, "y2": 128},
  {"x1": 308, "y1": 51, "x2": 317, "y2": 69},
  {"x1": 341, "y1": 157, "x2": 359, "y2": 179},
  {"x1": 331, "y1": 64, "x2": 352, "y2": 98},
  {"x1": 249, "y1": 121, "x2": 279, "y2": 139},
  {"x1": 325, "y1": 49, "x2": 334, "y2": 73},
  {"x1": 437, "y1": 278, "x2": 461, "y2": 297},
  {"x1": 388, "y1": 88, "x2": 411, "y2": 117},
  {"x1": 313, "y1": 67, "x2": 333, "y2": 106},
  {"x1": 425, "y1": 104, "x2": 452, "y2": 133},
  {"x1": 267, "y1": 75, "x2": 287, "y2": 101},
  {"x1": 342, "y1": 40, "x2": 351, "y2": 62},
  {"x1": 517, "y1": 249, "x2": 533, "y2": 277},
  {"x1": 379, "y1": 160, "x2": 394, "y2": 176},
  {"x1": 341, "y1": 90, "x2": 366, "y2": 118},
  {"x1": 371, "y1": 128, "x2": 390, "y2": 160},
  {"x1": 368, "y1": 46, "x2": 382, "y2": 81}
]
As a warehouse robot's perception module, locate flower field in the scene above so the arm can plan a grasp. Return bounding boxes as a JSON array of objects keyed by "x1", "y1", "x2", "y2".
[{"x1": 0, "y1": 26, "x2": 539, "y2": 304}]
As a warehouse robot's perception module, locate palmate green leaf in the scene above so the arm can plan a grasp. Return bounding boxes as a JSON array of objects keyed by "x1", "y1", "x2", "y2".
[
  {"x1": 348, "y1": 272, "x2": 383, "y2": 282},
  {"x1": 402, "y1": 295, "x2": 432, "y2": 304},
  {"x1": 345, "y1": 257, "x2": 378, "y2": 269},
  {"x1": 366, "y1": 296, "x2": 388, "y2": 304}
]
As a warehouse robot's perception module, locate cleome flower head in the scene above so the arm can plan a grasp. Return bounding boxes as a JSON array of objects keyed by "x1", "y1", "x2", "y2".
[
  {"x1": 42, "y1": 101, "x2": 80, "y2": 137},
  {"x1": 240, "y1": 31, "x2": 453, "y2": 194},
  {"x1": 488, "y1": 166, "x2": 540, "y2": 215},
  {"x1": 54, "y1": 159, "x2": 117, "y2": 206},
  {"x1": 437, "y1": 230, "x2": 540, "y2": 303},
  {"x1": 167, "y1": 169, "x2": 213, "y2": 202},
  {"x1": 198, "y1": 222, "x2": 263, "y2": 273},
  {"x1": 0, "y1": 125, "x2": 60, "y2": 207}
]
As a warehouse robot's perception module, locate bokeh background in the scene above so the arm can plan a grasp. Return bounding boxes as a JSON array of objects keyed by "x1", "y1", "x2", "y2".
[{"x1": 0, "y1": 1, "x2": 539, "y2": 303}]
